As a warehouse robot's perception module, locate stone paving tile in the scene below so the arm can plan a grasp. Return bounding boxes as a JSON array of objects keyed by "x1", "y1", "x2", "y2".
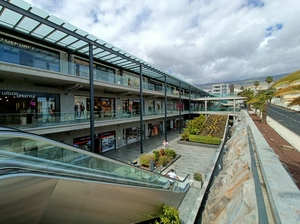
[{"x1": 102, "y1": 129, "x2": 219, "y2": 223}]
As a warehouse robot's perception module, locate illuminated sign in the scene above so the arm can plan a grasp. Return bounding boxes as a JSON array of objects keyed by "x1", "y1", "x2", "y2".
[{"x1": 1, "y1": 91, "x2": 35, "y2": 98}]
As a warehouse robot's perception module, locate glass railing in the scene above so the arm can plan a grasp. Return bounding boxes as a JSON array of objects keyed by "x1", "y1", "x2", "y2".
[
  {"x1": 0, "y1": 109, "x2": 183, "y2": 129},
  {"x1": 0, "y1": 129, "x2": 190, "y2": 191},
  {"x1": 0, "y1": 45, "x2": 200, "y2": 99},
  {"x1": 0, "y1": 107, "x2": 240, "y2": 129}
]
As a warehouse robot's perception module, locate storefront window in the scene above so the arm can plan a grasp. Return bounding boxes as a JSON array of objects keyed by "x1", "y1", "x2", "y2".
[
  {"x1": 157, "y1": 101, "x2": 162, "y2": 112},
  {"x1": 0, "y1": 90, "x2": 59, "y2": 125},
  {"x1": 126, "y1": 127, "x2": 140, "y2": 144},
  {"x1": 0, "y1": 35, "x2": 60, "y2": 72},
  {"x1": 148, "y1": 101, "x2": 154, "y2": 114},
  {"x1": 37, "y1": 97, "x2": 56, "y2": 123},
  {"x1": 148, "y1": 123, "x2": 162, "y2": 137},
  {"x1": 74, "y1": 96, "x2": 88, "y2": 118},
  {"x1": 86, "y1": 97, "x2": 115, "y2": 118},
  {"x1": 74, "y1": 58, "x2": 115, "y2": 82}
]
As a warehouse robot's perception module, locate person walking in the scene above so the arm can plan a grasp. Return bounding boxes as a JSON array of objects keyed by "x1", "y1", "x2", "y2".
[
  {"x1": 74, "y1": 103, "x2": 78, "y2": 117},
  {"x1": 167, "y1": 169, "x2": 180, "y2": 189},
  {"x1": 162, "y1": 139, "x2": 169, "y2": 149},
  {"x1": 80, "y1": 102, "x2": 85, "y2": 117}
]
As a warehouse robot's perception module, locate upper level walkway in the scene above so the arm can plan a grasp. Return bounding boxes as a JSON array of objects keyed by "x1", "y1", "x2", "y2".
[{"x1": 0, "y1": 109, "x2": 241, "y2": 135}]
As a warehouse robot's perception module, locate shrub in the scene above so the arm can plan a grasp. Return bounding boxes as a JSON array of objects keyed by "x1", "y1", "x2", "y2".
[
  {"x1": 180, "y1": 132, "x2": 189, "y2": 141},
  {"x1": 194, "y1": 172, "x2": 203, "y2": 182},
  {"x1": 189, "y1": 135, "x2": 221, "y2": 145},
  {"x1": 183, "y1": 114, "x2": 206, "y2": 135},
  {"x1": 153, "y1": 150, "x2": 160, "y2": 162},
  {"x1": 158, "y1": 155, "x2": 171, "y2": 167},
  {"x1": 155, "y1": 204, "x2": 180, "y2": 224},
  {"x1": 139, "y1": 153, "x2": 154, "y2": 166},
  {"x1": 159, "y1": 148, "x2": 165, "y2": 156},
  {"x1": 164, "y1": 149, "x2": 176, "y2": 158}
]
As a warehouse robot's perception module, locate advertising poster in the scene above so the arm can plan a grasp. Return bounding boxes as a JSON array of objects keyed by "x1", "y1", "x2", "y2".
[{"x1": 101, "y1": 131, "x2": 115, "y2": 152}]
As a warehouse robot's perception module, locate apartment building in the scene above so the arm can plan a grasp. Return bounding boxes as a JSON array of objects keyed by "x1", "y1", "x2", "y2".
[
  {"x1": 211, "y1": 83, "x2": 230, "y2": 96},
  {"x1": 0, "y1": 1, "x2": 210, "y2": 154}
]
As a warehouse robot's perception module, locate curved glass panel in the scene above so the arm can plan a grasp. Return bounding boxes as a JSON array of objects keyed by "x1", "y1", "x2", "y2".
[{"x1": 0, "y1": 130, "x2": 190, "y2": 192}]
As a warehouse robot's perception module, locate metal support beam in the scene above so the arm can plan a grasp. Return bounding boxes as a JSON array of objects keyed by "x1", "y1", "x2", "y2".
[
  {"x1": 139, "y1": 65, "x2": 144, "y2": 154},
  {"x1": 164, "y1": 75, "x2": 167, "y2": 141},
  {"x1": 179, "y1": 82, "x2": 182, "y2": 134},
  {"x1": 89, "y1": 43, "x2": 95, "y2": 153},
  {"x1": 189, "y1": 85, "x2": 191, "y2": 120}
]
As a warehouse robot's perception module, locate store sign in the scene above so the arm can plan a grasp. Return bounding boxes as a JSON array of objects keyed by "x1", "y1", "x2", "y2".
[
  {"x1": 1, "y1": 91, "x2": 35, "y2": 98},
  {"x1": 0, "y1": 37, "x2": 35, "y2": 50}
]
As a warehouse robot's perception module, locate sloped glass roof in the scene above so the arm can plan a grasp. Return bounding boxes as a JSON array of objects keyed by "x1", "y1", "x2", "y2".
[{"x1": 0, "y1": 0, "x2": 210, "y2": 96}]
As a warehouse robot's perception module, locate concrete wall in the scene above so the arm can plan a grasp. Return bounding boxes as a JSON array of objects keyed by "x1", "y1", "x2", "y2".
[{"x1": 201, "y1": 111, "x2": 300, "y2": 223}]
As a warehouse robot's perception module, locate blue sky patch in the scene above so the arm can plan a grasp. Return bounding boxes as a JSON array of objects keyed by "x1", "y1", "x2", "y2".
[
  {"x1": 246, "y1": 0, "x2": 264, "y2": 8},
  {"x1": 131, "y1": 7, "x2": 152, "y2": 32},
  {"x1": 265, "y1": 23, "x2": 283, "y2": 36}
]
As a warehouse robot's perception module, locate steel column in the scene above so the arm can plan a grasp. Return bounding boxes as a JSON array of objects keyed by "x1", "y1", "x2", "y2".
[
  {"x1": 139, "y1": 65, "x2": 143, "y2": 154},
  {"x1": 89, "y1": 43, "x2": 95, "y2": 153},
  {"x1": 189, "y1": 85, "x2": 191, "y2": 120},
  {"x1": 179, "y1": 82, "x2": 182, "y2": 134},
  {"x1": 164, "y1": 75, "x2": 167, "y2": 141}
]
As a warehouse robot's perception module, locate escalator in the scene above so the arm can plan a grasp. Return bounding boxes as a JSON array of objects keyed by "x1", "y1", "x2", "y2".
[{"x1": 0, "y1": 127, "x2": 190, "y2": 224}]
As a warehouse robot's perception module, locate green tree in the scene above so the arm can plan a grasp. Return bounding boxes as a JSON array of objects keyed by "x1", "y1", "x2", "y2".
[
  {"x1": 254, "y1": 80, "x2": 260, "y2": 90},
  {"x1": 265, "y1": 76, "x2": 273, "y2": 88},
  {"x1": 240, "y1": 86, "x2": 244, "y2": 90},
  {"x1": 271, "y1": 70, "x2": 300, "y2": 106},
  {"x1": 261, "y1": 88, "x2": 275, "y2": 104},
  {"x1": 238, "y1": 88, "x2": 254, "y2": 109},
  {"x1": 249, "y1": 91, "x2": 268, "y2": 123}
]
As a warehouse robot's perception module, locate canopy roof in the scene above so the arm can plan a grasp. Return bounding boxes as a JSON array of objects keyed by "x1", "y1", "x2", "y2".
[{"x1": 0, "y1": 0, "x2": 210, "y2": 96}]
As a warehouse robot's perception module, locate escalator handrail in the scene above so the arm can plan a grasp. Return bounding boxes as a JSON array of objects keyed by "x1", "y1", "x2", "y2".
[
  {"x1": 0, "y1": 151, "x2": 168, "y2": 188},
  {"x1": 0, "y1": 150, "x2": 190, "y2": 192},
  {"x1": 0, "y1": 130, "x2": 190, "y2": 190}
]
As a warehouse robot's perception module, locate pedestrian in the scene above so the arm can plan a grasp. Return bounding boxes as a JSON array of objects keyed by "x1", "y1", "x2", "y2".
[
  {"x1": 80, "y1": 102, "x2": 85, "y2": 117},
  {"x1": 162, "y1": 139, "x2": 169, "y2": 148},
  {"x1": 74, "y1": 103, "x2": 78, "y2": 117},
  {"x1": 166, "y1": 169, "x2": 180, "y2": 189}
]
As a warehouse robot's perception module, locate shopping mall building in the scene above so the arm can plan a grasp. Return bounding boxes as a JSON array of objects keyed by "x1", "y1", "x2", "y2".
[{"x1": 0, "y1": 0, "x2": 214, "y2": 154}]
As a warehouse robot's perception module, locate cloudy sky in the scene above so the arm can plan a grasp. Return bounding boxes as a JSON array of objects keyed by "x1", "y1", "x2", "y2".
[{"x1": 23, "y1": 0, "x2": 300, "y2": 84}]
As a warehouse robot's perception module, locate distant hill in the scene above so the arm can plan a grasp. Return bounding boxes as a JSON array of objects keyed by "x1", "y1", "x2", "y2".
[{"x1": 196, "y1": 73, "x2": 288, "y2": 90}]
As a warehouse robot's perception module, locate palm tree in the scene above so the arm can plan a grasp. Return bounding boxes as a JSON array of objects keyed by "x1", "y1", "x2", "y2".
[
  {"x1": 249, "y1": 91, "x2": 268, "y2": 123},
  {"x1": 271, "y1": 70, "x2": 300, "y2": 106},
  {"x1": 254, "y1": 81, "x2": 260, "y2": 91},
  {"x1": 265, "y1": 76, "x2": 273, "y2": 88},
  {"x1": 238, "y1": 88, "x2": 254, "y2": 109},
  {"x1": 260, "y1": 89, "x2": 275, "y2": 104}
]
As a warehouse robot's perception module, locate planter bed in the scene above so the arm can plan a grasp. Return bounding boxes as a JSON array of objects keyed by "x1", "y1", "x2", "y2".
[{"x1": 177, "y1": 139, "x2": 220, "y2": 148}]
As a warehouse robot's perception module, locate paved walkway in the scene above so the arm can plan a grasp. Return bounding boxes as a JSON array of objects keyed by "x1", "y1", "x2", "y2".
[
  {"x1": 103, "y1": 129, "x2": 219, "y2": 223},
  {"x1": 248, "y1": 110, "x2": 300, "y2": 152},
  {"x1": 267, "y1": 116, "x2": 300, "y2": 152}
]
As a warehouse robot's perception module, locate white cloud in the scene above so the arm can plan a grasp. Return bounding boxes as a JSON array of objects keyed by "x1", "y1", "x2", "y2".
[{"x1": 24, "y1": 0, "x2": 300, "y2": 84}]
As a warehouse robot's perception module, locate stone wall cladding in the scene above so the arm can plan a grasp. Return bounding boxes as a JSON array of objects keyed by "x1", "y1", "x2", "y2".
[{"x1": 202, "y1": 116, "x2": 258, "y2": 224}]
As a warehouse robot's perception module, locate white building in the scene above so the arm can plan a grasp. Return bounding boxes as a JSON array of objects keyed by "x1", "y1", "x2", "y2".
[{"x1": 211, "y1": 83, "x2": 230, "y2": 96}]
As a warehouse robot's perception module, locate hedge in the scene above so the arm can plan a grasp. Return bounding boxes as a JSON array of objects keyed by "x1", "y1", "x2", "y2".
[{"x1": 189, "y1": 134, "x2": 221, "y2": 145}]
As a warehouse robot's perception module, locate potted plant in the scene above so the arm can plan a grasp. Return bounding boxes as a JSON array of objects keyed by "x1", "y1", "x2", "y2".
[{"x1": 193, "y1": 172, "x2": 203, "y2": 188}]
